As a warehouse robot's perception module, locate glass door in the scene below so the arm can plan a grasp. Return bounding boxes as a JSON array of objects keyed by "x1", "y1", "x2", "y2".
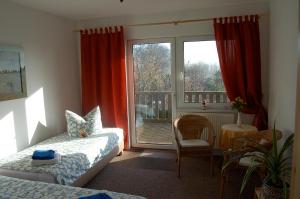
[{"x1": 128, "y1": 38, "x2": 175, "y2": 149}]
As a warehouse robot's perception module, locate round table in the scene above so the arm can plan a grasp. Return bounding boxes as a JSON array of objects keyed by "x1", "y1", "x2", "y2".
[{"x1": 219, "y1": 123, "x2": 258, "y2": 150}]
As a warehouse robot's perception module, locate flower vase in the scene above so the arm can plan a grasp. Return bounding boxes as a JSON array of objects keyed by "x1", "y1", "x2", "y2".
[{"x1": 237, "y1": 112, "x2": 242, "y2": 127}]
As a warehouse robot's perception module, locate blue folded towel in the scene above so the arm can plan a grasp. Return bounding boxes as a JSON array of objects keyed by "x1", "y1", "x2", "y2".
[
  {"x1": 32, "y1": 150, "x2": 56, "y2": 160},
  {"x1": 79, "y1": 193, "x2": 112, "y2": 199}
]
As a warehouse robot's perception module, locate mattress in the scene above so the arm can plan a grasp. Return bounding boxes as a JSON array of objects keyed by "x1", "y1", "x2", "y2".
[
  {"x1": 0, "y1": 128, "x2": 124, "y2": 186},
  {"x1": 0, "y1": 175, "x2": 145, "y2": 199}
]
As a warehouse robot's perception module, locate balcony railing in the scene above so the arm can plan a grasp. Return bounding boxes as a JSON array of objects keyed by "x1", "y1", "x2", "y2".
[
  {"x1": 135, "y1": 91, "x2": 172, "y2": 122},
  {"x1": 135, "y1": 91, "x2": 228, "y2": 122},
  {"x1": 184, "y1": 91, "x2": 229, "y2": 103}
]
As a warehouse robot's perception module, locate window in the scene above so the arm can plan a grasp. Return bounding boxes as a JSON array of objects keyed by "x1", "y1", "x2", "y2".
[
  {"x1": 133, "y1": 42, "x2": 172, "y2": 93},
  {"x1": 176, "y1": 36, "x2": 229, "y2": 109},
  {"x1": 127, "y1": 38, "x2": 176, "y2": 147}
]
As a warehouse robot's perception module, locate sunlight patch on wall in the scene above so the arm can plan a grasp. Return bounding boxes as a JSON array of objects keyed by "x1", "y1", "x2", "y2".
[
  {"x1": 0, "y1": 112, "x2": 17, "y2": 158},
  {"x1": 25, "y1": 88, "x2": 47, "y2": 143}
]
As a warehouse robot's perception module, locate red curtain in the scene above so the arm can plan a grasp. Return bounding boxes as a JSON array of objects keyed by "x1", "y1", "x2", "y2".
[
  {"x1": 213, "y1": 15, "x2": 267, "y2": 130},
  {"x1": 80, "y1": 26, "x2": 128, "y2": 148}
]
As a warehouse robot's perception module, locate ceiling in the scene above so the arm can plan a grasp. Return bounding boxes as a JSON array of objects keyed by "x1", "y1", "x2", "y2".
[{"x1": 9, "y1": 0, "x2": 268, "y2": 20}]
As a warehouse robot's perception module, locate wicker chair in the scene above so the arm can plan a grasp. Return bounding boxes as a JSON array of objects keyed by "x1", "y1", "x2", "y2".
[
  {"x1": 173, "y1": 114, "x2": 216, "y2": 177},
  {"x1": 219, "y1": 129, "x2": 282, "y2": 199}
]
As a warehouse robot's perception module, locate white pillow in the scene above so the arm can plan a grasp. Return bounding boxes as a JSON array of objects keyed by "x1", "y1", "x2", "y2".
[{"x1": 65, "y1": 106, "x2": 102, "y2": 137}]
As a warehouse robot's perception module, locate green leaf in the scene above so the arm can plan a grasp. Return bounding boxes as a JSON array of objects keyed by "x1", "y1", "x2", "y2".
[
  {"x1": 283, "y1": 182, "x2": 288, "y2": 199},
  {"x1": 264, "y1": 175, "x2": 271, "y2": 185},
  {"x1": 272, "y1": 122, "x2": 278, "y2": 158},
  {"x1": 240, "y1": 163, "x2": 261, "y2": 194},
  {"x1": 221, "y1": 159, "x2": 240, "y2": 175},
  {"x1": 278, "y1": 133, "x2": 294, "y2": 160}
]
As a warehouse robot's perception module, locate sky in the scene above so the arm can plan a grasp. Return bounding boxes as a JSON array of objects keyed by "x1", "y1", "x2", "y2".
[
  {"x1": 160, "y1": 40, "x2": 219, "y2": 66},
  {"x1": 184, "y1": 40, "x2": 219, "y2": 65}
]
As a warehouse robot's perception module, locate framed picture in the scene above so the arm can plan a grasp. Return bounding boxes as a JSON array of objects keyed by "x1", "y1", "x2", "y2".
[{"x1": 0, "y1": 46, "x2": 27, "y2": 101}]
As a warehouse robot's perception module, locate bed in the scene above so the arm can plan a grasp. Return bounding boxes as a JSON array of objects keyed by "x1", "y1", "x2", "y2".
[
  {"x1": 0, "y1": 175, "x2": 145, "y2": 199},
  {"x1": 0, "y1": 128, "x2": 124, "y2": 186}
]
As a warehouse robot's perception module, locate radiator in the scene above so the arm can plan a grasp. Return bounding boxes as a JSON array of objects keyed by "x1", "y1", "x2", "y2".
[{"x1": 176, "y1": 112, "x2": 235, "y2": 147}]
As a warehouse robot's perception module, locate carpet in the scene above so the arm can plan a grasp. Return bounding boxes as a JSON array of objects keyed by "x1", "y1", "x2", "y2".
[{"x1": 85, "y1": 149, "x2": 260, "y2": 199}]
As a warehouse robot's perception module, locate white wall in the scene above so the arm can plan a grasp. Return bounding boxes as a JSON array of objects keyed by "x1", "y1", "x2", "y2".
[
  {"x1": 268, "y1": 0, "x2": 298, "y2": 135},
  {"x1": 0, "y1": 0, "x2": 81, "y2": 158},
  {"x1": 269, "y1": 1, "x2": 298, "y2": 196},
  {"x1": 290, "y1": 1, "x2": 300, "y2": 198}
]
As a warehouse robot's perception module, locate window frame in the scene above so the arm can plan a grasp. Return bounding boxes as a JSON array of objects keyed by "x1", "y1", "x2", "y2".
[
  {"x1": 176, "y1": 35, "x2": 230, "y2": 111},
  {"x1": 127, "y1": 38, "x2": 177, "y2": 149}
]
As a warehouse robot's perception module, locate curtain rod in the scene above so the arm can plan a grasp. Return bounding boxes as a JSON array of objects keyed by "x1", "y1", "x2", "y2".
[{"x1": 74, "y1": 13, "x2": 268, "y2": 32}]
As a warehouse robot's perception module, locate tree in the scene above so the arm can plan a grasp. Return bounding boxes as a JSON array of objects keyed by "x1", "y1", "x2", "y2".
[
  {"x1": 133, "y1": 44, "x2": 171, "y2": 91},
  {"x1": 133, "y1": 44, "x2": 225, "y2": 92},
  {"x1": 184, "y1": 61, "x2": 225, "y2": 92}
]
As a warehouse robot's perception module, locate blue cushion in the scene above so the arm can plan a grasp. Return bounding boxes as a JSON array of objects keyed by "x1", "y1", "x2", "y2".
[
  {"x1": 79, "y1": 193, "x2": 112, "y2": 199},
  {"x1": 32, "y1": 150, "x2": 56, "y2": 160},
  {"x1": 65, "y1": 106, "x2": 102, "y2": 137}
]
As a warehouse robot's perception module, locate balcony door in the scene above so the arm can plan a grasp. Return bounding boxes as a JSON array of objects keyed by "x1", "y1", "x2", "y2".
[{"x1": 127, "y1": 38, "x2": 176, "y2": 149}]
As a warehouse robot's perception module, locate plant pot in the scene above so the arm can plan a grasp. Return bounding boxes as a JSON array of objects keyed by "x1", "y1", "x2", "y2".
[{"x1": 262, "y1": 183, "x2": 285, "y2": 199}]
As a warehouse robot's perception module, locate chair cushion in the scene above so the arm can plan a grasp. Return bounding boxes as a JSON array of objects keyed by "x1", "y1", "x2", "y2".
[
  {"x1": 239, "y1": 151, "x2": 263, "y2": 167},
  {"x1": 179, "y1": 139, "x2": 209, "y2": 147}
]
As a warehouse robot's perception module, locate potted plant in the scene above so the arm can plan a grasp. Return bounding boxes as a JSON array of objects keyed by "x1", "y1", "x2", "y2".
[
  {"x1": 222, "y1": 124, "x2": 294, "y2": 199},
  {"x1": 231, "y1": 97, "x2": 247, "y2": 126}
]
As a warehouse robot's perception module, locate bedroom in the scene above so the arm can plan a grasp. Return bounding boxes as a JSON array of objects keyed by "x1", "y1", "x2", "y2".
[{"x1": 0, "y1": 0, "x2": 299, "y2": 198}]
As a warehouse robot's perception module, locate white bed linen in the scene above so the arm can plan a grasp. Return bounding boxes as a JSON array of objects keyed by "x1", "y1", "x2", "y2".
[
  {"x1": 0, "y1": 175, "x2": 145, "y2": 199},
  {"x1": 0, "y1": 128, "x2": 123, "y2": 185}
]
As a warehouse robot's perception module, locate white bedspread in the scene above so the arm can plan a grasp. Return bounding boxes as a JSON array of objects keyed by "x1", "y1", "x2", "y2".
[
  {"x1": 0, "y1": 128, "x2": 123, "y2": 185},
  {"x1": 0, "y1": 175, "x2": 145, "y2": 199}
]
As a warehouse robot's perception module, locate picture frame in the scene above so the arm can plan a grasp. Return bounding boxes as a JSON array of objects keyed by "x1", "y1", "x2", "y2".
[{"x1": 0, "y1": 46, "x2": 27, "y2": 101}]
